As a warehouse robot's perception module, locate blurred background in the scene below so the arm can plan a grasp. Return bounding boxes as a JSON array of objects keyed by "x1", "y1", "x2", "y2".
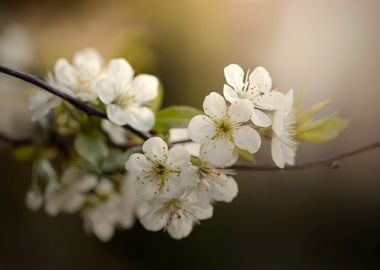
[{"x1": 0, "y1": 0, "x2": 380, "y2": 269}]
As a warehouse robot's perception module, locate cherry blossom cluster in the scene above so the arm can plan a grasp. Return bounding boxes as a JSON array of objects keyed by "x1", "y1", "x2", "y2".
[{"x1": 23, "y1": 48, "x2": 346, "y2": 240}]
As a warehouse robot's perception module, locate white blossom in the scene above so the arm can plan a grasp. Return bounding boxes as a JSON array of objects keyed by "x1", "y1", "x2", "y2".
[
  {"x1": 223, "y1": 64, "x2": 285, "y2": 127},
  {"x1": 96, "y1": 59, "x2": 158, "y2": 132},
  {"x1": 125, "y1": 137, "x2": 193, "y2": 200},
  {"x1": 44, "y1": 167, "x2": 97, "y2": 216},
  {"x1": 182, "y1": 154, "x2": 238, "y2": 206},
  {"x1": 271, "y1": 89, "x2": 298, "y2": 168},
  {"x1": 25, "y1": 186, "x2": 43, "y2": 211},
  {"x1": 188, "y1": 92, "x2": 261, "y2": 166},
  {"x1": 140, "y1": 192, "x2": 213, "y2": 239},
  {"x1": 101, "y1": 119, "x2": 128, "y2": 145},
  {"x1": 169, "y1": 128, "x2": 200, "y2": 157},
  {"x1": 82, "y1": 175, "x2": 140, "y2": 241},
  {"x1": 54, "y1": 48, "x2": 104, "y2": 102}
]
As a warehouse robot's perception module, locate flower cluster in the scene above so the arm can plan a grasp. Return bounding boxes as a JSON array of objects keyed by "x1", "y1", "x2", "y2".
[{"x1": 22, "y1": 48, "x2": 347, "y2": 241}]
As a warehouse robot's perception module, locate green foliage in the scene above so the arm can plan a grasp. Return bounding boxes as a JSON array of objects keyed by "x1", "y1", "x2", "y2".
[
  {"x1": 74, "y1": 133, "x2": 108, "y2": 166},
  {"x1": 12, "y1": 145, "x2": 38, "y2": 161},
  {"x1": 297, "y1": 100, "x2": 330, "y2": 126},
  {"x1": 101, "y1": 146, "x2": 142, "y2": 172},
  {"x1": 296, "y1": 115, "x2": 349, "y2": 143},
  {"x1": 154, "y1": 106, "x2": 202, "y2": 133},
  {"x1": 236, "y1": 148, "x2": 256, "y2": 163}
]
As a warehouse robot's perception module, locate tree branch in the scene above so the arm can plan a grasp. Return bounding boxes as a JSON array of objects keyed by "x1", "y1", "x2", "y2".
[
  {"x1": 232, "y1": 140, "x2": 380, "y2": 171},
  {"x1": 0, "y1": 64, "x2": 151, "y2": 140},
  {"x1": 0, "y1": 132, "x2": 33, "y2": 146}
]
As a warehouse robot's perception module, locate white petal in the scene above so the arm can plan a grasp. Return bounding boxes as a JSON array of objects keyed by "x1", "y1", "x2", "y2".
[
  {"x1": 232, "y1": 126, "x2": 261, "y2": 153},
  {"x1": 76, "y1": 175, "x2": 97, "y2": 192},
  {"x1": 96, "y1": 78, "x2": 116, "y2": 104},
  {"x1": 228, "y1": 99, "x2": 253, "y2": 123},
  {"x1": 224, "y1": 64, "x2": 245, "y2": 91},
  {"x1": 255, "y1": 91, "x2": 286, "y2": 110},
  {"x1": 54, "y1": 59, "x2": 78, "y2": 91},
  {"x1": 106, "y1": 58, "x2": 134, "y2": 89},
  {"x1": 128, "y1": 74, "x2": 159, "y2": 103},
  {"x1": 141, "y1": 207, "x2": 169, "y2": 231},
  {"x1": 190, "y1": 203, "x2": 213, "y2": 220},
  {"x1": 272, "y1": 111, "x2": 285, "y2": 137},
  {"x1": 124, "y1": 106, "x2": 155, "y2": 132},
  {"x1": 25, "y1": 188, "x2": 43, "y2": 211},
  {"x1": 211, "y1": 175, "x2": 238, "y2": 203},
  {"x1": 251, "y1": 109, "x2": 272, "y2": 127},
  {"x1": 107, "y1": 104, "x2": 129, "y2": 126},
  {"x1": 167, "y1": 214, "x2": 193, "y2": 239},
  {"x1": 200, "y1": 138, "x2": 235, "y2": 166},
  {"x1": 125, "y1": 153, "x2": 151, "y2": 175},
  {"x1": 203, "y1": 92, "x2": 227, "y2": 119},
  {"x1": 180, "y1": 165, "x2": 199, "y2": 187},
  {"x1": 188, "y1": 115, "x2": 216, "y2": 144},
  {"x1": 161, "y1": 175, "x2": 185, "y2": 199},
  {"x1": 271, "y1": 136, "x2": 285, "y2": 168},
  {"x1": 63, "y1": 193, "x2": 85, "y2": 213},
  {"x1": 101, "y1": 120, "x2": 128, "y2": 145},
  {"x1": 167, "y1": 146, "x2": 190, "y2": 170},
  {"x1": 93, "y1": 220, "x2": 115, "y2": 242},
  {"x1": 135, "y1": 178, "x2": 159, "y2": 200},
  {"x1": 73, "y1": 48, "x2": 103, "y2": 74},
  {"x1": 223, "y1": 84, "x2": 239, "y2": 103},
  {"x1": 248, "y1": 66, "x2": 272, "y2": 93},
  {"x1": 142, "y1": 137, "x2": 169, "y2": 162}
]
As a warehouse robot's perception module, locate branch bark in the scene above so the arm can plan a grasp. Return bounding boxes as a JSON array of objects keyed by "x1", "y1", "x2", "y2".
[
  {"x1": 232, "y1": 141, "x2": 380, "y2": 171},
  {"x1": 0, "y1": 64, "x2": 151, "y2": 140}
]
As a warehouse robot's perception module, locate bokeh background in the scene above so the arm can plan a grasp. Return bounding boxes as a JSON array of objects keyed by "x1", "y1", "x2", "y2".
[{"x1": 1, "y1": 0, "x2": 380, "y2": 269}]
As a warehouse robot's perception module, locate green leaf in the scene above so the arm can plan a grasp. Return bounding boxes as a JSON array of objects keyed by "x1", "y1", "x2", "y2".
[
  {"x1": 149, "y1": 84, "x2": 164, "y2": 112},
  {"x1": 296, "y1": 116, "x2": 349, "y2": 143},
  {"x1": 154, "y1": 106, "x2": 202, "y2": 132},
  {"x1": 101, "y1": 146, "x2": 142, "y2": 172},
  {"x1": 74, "y1": 133, "x2": 108, "y2": 166},
  {"x1": 297, "y1": 100, "x2": 330, "y2": 127},
  {"x1": 237, "y1": 148, "x2": 256, "y2": 163}
]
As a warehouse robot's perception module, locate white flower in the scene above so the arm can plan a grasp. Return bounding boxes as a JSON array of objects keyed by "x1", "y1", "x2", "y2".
[
  {"x1": 188, "y1": 92, "x2": 261, "y2": 166},
  {"x1": 101, "y1": 119, "x2": 128, "y2": 145},
  {"x1": 53, "y1": 48, "x2": 104, "y2": 102},
  {"x1": 140, "y1": 193, "x2": 213, "y2": 239},
  {"x1": 169, "y1": 128, "x2": 200, "y2": 157},
  {"x1": 96, "y1": 59, "x2": 158, "y2": 131},
  {"x1": 44, "y1": 167, "x2": 97, "y2": 216},
  {"x1": 25, "y1": 186, "x2": 43, "y2": 211},
  {"x1": 223, "y1": 64, "x2": 285, "y2": 127},
  {"x1": 271, "y1": 89, "x2": 298, "y2": 168},
  {"x1": 182, "y1": 154, "x2": 238, "y2": 206},
  {"x1": 125, "y1": 137, "x2": 192, "y2": 200},
  {"x1": 82, "y1": 175, "x2": 140, "y2": 241}
]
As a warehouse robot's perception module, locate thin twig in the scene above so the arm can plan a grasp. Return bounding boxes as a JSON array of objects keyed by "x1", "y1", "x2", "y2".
[
  {"x1": 0, "y1": 64, "x2": 151, "y2": 140},
  {"x1": 232, "y1": 140, "x2": 380, "y2": 171},
  {"x1": 0, "y1": 132, "x2": 33, "y2": 146}
]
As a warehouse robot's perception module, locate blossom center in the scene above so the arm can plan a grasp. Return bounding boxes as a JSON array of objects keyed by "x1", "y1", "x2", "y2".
[
  {"x1": 116, "y1": 94, "x2": 135, "y2": 107},
  {"x1": 214, "y1": 118, "x2": 234, "y2": 139}
]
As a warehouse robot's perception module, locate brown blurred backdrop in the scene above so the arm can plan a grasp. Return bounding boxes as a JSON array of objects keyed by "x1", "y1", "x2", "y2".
[{"x1": 0, "y1": 0, "x2": 379, "y2": 269}]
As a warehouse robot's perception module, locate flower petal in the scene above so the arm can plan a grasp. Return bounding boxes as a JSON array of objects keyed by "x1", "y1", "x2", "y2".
[
  {"x1": 223, "y1": 84, "x2": 239, "y2": 103},
  {"x1": 211, "y1": 175, "x2": 238, "y2": 203},
  {"x1": 200, "y1": 138, "x2": 235, "y2": 166},
  {"x1": 124, "y1": 106, "x2": 155, "y2": 132},
  {"x1": 142, "y1": 137, "x2": 169, "y2": 162},
  {"x1": 135, "y1": 178, "x2": 159, "y2": 200},
  {"x1": 106, "y1": 58, "x2": 134, "y2": 89},
  {"x1": 125, "y1": 153, "x2": 151, "y2": 175},
  {"x1": 96, "y1": 78, "x2": 116, "y2": 104},
  {"x1": 232, "y1": 126, "x2": 261, "y2": 153},
  {"x1": 251, "y1": 108, "x2": 272, "y2": 127},
  {"x1": 224, "y1": 64, "x2": 245, "y2": 91},
  {"x1": 141, "y1": 206, "x2": 169, "y2": 231},
  {"x1": 167, "y1": 213, "x2": 193, "y2": 239},
  {"x1": 255, "y1": 91, "x2": 286, "y2": 110},
  {"x1": 167, "y1": 146, "x2": 190, "y2": 170},
  {"x1": 107, "y1": 104, "x2": 129, "y2": 126},
  {"x1": 73, "y1": 48, "x2": 103, "y2": 75},
  {"x1": 248, "y1": 66, "x2": 272, "y2": 93},
  {"x1": 203, "y1": 92, "x2": 227, "y2": 119},
  {"x1": 228, "y1": 99, "x2": 253, "y2": 123},
  {"x1": 271, "y1": 136, "x2": 285, "y2": 168},
  {"x1": 128, "y1": 74, "x2": 159, "y2": 103},
  {"x1": 54, "y1": 58, "x2": 77, "y2": 88},
  {"x1": 188, "y1": 115, "x2": 216, "y2": 144}
]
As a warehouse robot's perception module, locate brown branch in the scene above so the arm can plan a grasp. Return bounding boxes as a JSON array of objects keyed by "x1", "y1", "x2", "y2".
[
  {"x1": 0, "y1": 64, "x2": 151, "y2": 140},
  {"x1": 0, "y1": 132, "x2": 34, "y2": 146},
  {"x1": 232, "y1": 140, "x2": 380, "y2": 171}
]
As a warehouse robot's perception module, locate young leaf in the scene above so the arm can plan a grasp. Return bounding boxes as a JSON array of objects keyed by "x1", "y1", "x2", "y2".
[
  {"x1": 101, "y1": 146, "x2": 142, "y2": 172},
  {"x1": 297, "y1": 100, "x2": 330, "y2": 125},
  {"x1": 154, "y1": 106, "x2": 202, "y2": 132},
  {"x1": 74, "y1": 133, "x2": 108, "y2": 166},
  {"x1": 236, "y1": 147, "x2": 256, "y2": 163},
  {"x1": 296, "y1": 116, "x2": 349, "y2": 143}
]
